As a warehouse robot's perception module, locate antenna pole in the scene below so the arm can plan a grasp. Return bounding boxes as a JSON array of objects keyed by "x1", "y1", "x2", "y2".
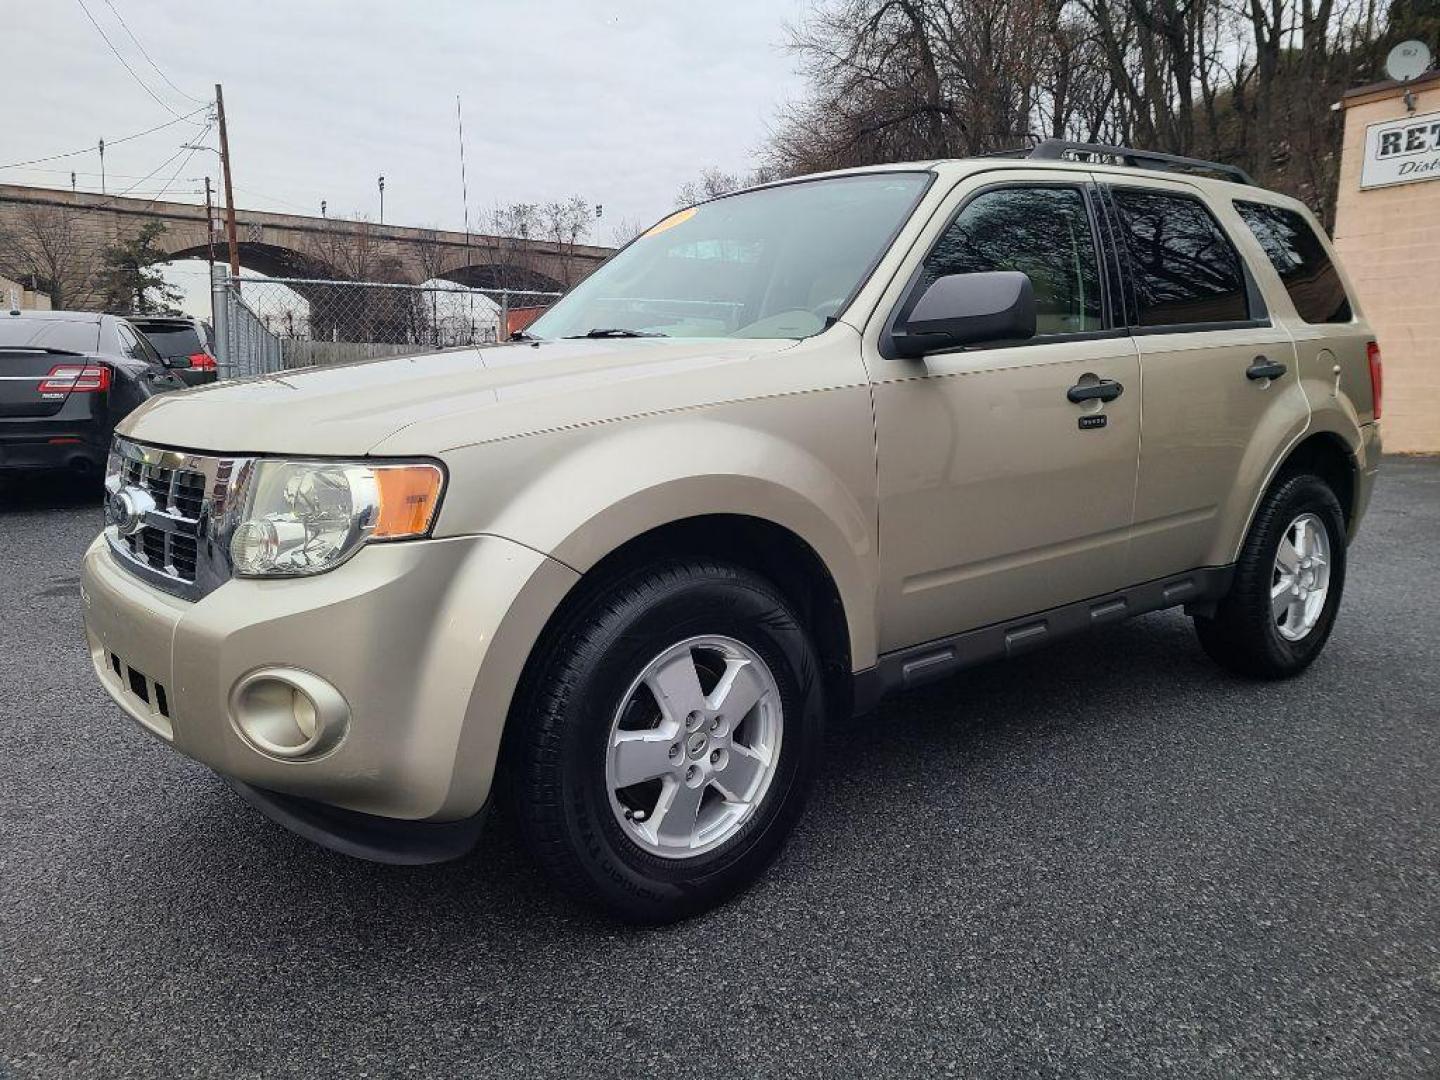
[
  {"x1": 457, "y1": 93, "x2": 480, "y2": 342},
  {"x1": 457, "y1": 94, "x2": 471, "y2": 241}
]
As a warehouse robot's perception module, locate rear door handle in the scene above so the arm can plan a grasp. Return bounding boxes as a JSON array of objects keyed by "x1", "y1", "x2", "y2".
[
  {"x1": 1067, "y1": 378, "x2": 1124, "y2": 404},
  {"x1": 1246, "y1": 357, "x2": 1288, "y2": 381}
]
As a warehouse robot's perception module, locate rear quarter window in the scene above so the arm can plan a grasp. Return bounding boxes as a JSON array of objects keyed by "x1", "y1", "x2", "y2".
[{"x1": 1233, "y1": 201, "x2": 1352, "y2": 324}]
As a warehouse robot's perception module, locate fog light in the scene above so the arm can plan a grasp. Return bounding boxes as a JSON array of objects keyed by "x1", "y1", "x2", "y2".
[{"x1": 229, "y1": 667, "x2": 348, "y2": 759}]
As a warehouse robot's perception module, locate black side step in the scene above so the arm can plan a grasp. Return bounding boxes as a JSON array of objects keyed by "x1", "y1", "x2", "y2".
[{"x1": 852, "y1": 565, "x2": 1233, "y2": 714}]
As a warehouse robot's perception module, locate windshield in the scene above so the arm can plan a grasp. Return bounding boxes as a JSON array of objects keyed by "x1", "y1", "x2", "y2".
[
  {"x1": 0, "y1": 317, "x2": 99, "y2": 352},
  {"x1": 528, "y1": 172, "x2": 930, "y2": 341}
]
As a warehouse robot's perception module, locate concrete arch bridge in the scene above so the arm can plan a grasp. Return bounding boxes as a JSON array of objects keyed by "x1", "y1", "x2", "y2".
[{"x1": 0, "y1": 183, "x2": 612, "y2": 317}]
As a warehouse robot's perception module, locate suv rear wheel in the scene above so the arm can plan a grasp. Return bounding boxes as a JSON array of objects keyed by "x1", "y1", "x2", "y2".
[
  {"x1": 508, "y1": 560, "x2": 824, "y2": 923},
  {"x1": 1193, "y1": 472, "x2": 1348, "y2": 679}
]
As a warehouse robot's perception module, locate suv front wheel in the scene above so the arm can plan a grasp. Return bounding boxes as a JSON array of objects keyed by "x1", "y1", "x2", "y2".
[
  {"x1": 508, "y1": 560, "x2": 825, "y2": 923},
  {"x1": 1194, "y1": 472, "x2": 1348, "y2": 679}
]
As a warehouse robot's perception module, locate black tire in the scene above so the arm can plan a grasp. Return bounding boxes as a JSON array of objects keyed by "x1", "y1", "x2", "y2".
[
  {"x1": 507, "y1": 560, "x2": 825, "y2": 923},
  {"x1": 1194, "y1": 472, "x2": 1348, "y2": 679}
]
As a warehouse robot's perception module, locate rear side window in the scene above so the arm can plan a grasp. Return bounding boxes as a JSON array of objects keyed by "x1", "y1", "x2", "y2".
[
  {"x1": 1233, "y1": 201, "x2": 1352, "y2": 324},
  {"x1": 921, "y1": 186, "x2": 1105, "y2": 335},
  {"x1": 0, "y1": 318, "x2": 99, "y2": 352},
  {"x1": 115, "y1": 322, "x2": 161, "y2": 364},
  {"x1": 1109, "y1": 188, "x2": 1250, "y2": 327}
]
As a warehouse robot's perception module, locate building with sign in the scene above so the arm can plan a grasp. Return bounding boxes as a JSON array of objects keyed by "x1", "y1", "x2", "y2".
[{"x1": 1334, "y1": 70, "x2": 1440, "y2": 453}]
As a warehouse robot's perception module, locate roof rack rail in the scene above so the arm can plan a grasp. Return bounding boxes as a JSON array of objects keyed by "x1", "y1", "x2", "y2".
[{"x1": 1023, "y1": 139, "x2": 1255, "y2": 186}]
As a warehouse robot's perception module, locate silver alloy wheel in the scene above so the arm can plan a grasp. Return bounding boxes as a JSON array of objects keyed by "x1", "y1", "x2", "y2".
[
  {"x1": 1272, "y1": 512, "x2": 1332, "y2": 642},
  {"x1": 605, "y1": 635, "x2": 783, "y2": 860}
]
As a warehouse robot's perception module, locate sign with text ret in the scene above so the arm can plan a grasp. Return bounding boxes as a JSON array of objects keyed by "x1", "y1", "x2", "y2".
[{"x1": 1362, "y1": 110, "x2": 1440, "y2": 189}]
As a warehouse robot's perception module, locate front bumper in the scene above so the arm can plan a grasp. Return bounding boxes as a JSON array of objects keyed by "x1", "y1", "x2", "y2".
[
  {"x1": 81, "y1": 531, "x2": 578, "y2": 824},
  {"x1": 225, "y1": 778, "x2": 490, "y2": 864}
]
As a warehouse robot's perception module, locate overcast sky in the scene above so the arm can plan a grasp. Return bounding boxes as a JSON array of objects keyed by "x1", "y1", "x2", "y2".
[{"x1": 2, "y1": 1, "x2": 810, "y2": 260}]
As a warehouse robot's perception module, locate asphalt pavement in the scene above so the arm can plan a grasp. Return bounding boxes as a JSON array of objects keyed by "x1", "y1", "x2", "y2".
[{"x1": 1, "y1": 459, "x2": 1437, "y2": 1079}]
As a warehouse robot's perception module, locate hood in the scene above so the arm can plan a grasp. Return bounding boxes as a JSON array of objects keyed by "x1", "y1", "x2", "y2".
[{"x1": 119, "y1": 337, "x2": 799, "y2": 456}]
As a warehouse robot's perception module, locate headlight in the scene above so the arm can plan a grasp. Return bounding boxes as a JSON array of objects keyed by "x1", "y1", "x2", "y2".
[{"x1": 229, "y1": 460, "x2": 445, "y2": 578}]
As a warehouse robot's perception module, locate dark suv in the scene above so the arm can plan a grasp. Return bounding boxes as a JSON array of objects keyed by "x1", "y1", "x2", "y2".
[
  {"x1": 127, "y1": 315, "x2": 219, "y2": 386},
  {"x1": 0, "y1": 310, "x2": 185, "y2": 477}
]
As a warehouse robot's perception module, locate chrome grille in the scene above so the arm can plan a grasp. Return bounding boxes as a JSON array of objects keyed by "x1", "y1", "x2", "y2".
[
  {"x1": 118, "y1": 455, "x2": 207, "y2": 581},
  {"x1": 105, "y1": 438, "x2": 252, "y2": 601}
]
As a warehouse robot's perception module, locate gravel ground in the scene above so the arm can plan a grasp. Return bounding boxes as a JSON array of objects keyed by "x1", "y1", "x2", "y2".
[{"x1": 1, "y1": 458, "x2": 1437, "y2": 1080}]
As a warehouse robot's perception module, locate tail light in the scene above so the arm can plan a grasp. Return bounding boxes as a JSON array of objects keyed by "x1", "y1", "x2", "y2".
[
  {"x1": 1366, "y1": 341, "x2": 1382, "y2": 421},
  {"x1": 37, "y1": 363, "x2": 111, "y2": 394},
  {"x1": 188, "y1": 352, "x2": 217, "y2": 371}
]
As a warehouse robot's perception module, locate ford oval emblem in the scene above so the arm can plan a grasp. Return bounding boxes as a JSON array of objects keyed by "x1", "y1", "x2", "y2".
[{"x1": 106, "y1": 486, "x2": 156, "y2": 537}]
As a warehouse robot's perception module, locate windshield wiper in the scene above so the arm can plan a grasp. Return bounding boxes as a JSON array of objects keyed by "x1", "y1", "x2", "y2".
[{"x1": 564, "y1": 328, "x2": 668, "y2": 339}]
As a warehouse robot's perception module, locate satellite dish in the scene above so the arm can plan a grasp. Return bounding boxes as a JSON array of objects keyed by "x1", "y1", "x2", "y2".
[{"x1": 1386, "y1": 40, "x2": 1432, "y2": 83}]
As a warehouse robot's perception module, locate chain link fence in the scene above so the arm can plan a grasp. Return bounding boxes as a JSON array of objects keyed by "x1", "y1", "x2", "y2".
[
  {"x1": 211, "y1": 268, "x2": 283, "y2": 378},
  {"x1": 210, "y1": 267, "x2": 561, "y2": 374}
]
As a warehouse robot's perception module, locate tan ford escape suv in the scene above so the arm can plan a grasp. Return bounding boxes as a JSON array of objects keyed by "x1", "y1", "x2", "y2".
[{"x1": 82, "y1": 141, "x2": 1382, "y2": 922}]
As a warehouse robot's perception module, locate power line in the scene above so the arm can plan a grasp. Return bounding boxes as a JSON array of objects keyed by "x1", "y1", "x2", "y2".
[
  {"x1": 1, "y1": 167, "x2": 206, "y2": 181},
  {"x1": 230, "y1": 184, "x2": 315, "y2": 214},
  {"x1": 138, "y1": 122, "x2": 213, "y2": 208},
  {"x1": 73, "y1": 0, "x2": 194, "y2": 120},
  {"x1": 101, "y1": 0, "x2": 208, "y2": 106},
  {"x1": 95, "y1": 145, "x2": 189, "y2": 208},
  {"x1": 0, "y1": 105, "x2": 208, "y2": 171}
]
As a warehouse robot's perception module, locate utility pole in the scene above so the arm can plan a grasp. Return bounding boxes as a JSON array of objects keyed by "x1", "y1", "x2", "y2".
[
  {"x1": 378, "y1": 175, "x2": 385, "y2": 224},
  {"x1": 204, "y1": 176, "x2": 216, "y2": 276},
  {"x1": 215, "y1": 83, "x2": 241, "y2": 278},
  {"x1": 98, "y1": 138, "x2": 106, "y2": 194}
]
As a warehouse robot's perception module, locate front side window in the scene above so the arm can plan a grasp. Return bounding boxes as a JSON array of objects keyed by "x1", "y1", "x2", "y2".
[
  {"x1": 1233, "y1": 201, "x2": 1352, "y2": 324},
  {"x1": 921, "y1": 186, "x2": 1104, "y2": 335},
  {"x1": 1110, "y1": 188, "x2": 1250, "y2": 327},
  {"x1": 526, "y1": 172, "x2": 930, "y2": 341}
]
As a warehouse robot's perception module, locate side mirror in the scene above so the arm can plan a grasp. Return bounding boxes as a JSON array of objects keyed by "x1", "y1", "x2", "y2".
[{"x1": 891, "y1": 270, "x2": 1036, "y2": 359}]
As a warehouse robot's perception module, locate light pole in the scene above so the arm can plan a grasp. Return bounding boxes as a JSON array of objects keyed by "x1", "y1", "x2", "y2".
[{"x1": 378, "y1": 175, "x2": 385, "y2": 224}]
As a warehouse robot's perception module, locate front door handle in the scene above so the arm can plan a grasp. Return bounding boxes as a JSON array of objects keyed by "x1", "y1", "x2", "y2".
[
  {"x1": 1246, "y1": 357, "x2": 1288, "y2": 381},
  {"x1": 1067, "y1": 378, "x2": 1124, "y2": 404}
]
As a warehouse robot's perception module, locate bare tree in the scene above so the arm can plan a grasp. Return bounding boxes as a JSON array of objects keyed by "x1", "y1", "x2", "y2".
[
  {"x1": 488, "y1": 198, "x2": 594, "y2": 289},
  {"x1": 608, "y1": 217, "x2": 648, "y2": 246},
  {"x1": 488, "y1": 202, "x2": 542, "y2": 292},
  {"x1": 768, "y1": 0, "x2": 1402, "y2": 225},
  {"x1": 304, "y1": 215, "x2": 405, "y2": 282},
  {"x1": 0, "y1": 203, "x2": 103, "y2": 310},
  {"x1": 674, "y1": 167, "x2": 747, "y2": 207},
  {"x1": 300, "y1": 215, "x2": 411, "y2": 345},
  {"x1": 412, "y1": 227, "x2": 447, "y2": 283},
  {"x1": 538, "y1": 196, "x2": 593, "y2": 285}
]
